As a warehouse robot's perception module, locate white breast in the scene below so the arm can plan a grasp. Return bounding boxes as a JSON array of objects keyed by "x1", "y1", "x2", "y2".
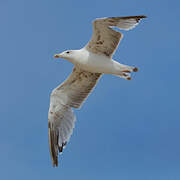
[{"x1": 72, "y1": 48, "x2": 120, "y2": 74}]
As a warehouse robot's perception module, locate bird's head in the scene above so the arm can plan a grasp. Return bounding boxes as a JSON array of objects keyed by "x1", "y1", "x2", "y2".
[{"x1": 54, "y1": 50, "x2": 75, "y2": 61}]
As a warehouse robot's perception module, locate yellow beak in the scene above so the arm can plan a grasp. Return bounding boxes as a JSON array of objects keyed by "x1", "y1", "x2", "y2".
[{"x1": 54, "y1": 53, "x2": 63, "y2": 58}]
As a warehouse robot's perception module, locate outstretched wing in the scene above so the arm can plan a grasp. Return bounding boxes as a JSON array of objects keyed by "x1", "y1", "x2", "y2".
[
  {"x1": 86, "y1": 15, "x2": 146, "y2": 57},
  {"x1": 48, "y1": 67, "x2": 101, "y2": 166}
]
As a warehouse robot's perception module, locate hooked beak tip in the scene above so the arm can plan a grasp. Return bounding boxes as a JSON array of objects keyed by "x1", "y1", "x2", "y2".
[{"x1": 54, "y1": 54, "x2": 60, "y2": 58}]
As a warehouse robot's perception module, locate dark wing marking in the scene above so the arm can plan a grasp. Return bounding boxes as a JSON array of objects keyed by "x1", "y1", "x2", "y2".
[
  {"x1": 48, "y1": 67, "x2": 102, "y2": 166},
  {"x1": 86, "y1": 15, "x2": 146, "y2": 57}
]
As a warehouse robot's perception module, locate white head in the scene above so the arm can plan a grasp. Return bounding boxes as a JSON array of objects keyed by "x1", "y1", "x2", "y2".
[{"x1": 54, "y1": 50, "x2": 76, "y2": 61}]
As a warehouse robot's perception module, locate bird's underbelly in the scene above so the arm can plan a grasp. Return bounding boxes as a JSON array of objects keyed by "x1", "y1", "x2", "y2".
[
  {"x1": 70, "y1": 49, "x2": 122, "y2": 75},
  {"x1": 76, "y1": 57, "x2": 121, "y2": 75}
]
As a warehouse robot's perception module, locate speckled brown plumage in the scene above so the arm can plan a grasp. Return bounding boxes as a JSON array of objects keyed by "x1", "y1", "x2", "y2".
[{"x1": 86, "y1": 15, "x2": 146, "y2": 57}]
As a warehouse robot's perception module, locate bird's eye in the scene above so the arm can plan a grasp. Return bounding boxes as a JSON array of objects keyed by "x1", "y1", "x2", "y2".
[{"x1": 66, "y1": 51, "x2": 70, "y2": 54}]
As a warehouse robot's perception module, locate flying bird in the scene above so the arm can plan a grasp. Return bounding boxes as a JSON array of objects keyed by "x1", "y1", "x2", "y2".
[{"x1": 48, "y1": 15, "x2": 146, "y2": 166}]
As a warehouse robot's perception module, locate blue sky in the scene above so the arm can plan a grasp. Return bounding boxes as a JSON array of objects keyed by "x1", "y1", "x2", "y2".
[{"x1": 0, "y1": 0, "x2": 180, "y2": 179}]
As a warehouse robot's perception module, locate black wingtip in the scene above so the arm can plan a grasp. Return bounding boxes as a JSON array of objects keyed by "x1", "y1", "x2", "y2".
[
  {"x1": 119, "y1": 15, "x2": 147, "y2": 20},
  {"x1": 140, "y1": 15, "x2": 147, "y2": 18},
  {"x1": 133, "y1": 15, "x2": 147, "y2": 22},
  {"x1": 52, "y1": 159, "x2": 58, "y2": 167},
  {"x1": 48, "y1": 122, "x2": 59, "y2": 167}
]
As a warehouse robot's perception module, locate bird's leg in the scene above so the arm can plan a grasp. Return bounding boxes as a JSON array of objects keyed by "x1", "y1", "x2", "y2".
[
  {"x1": 116, "y1": 72, "x2": 131, "y2": 80},
  {"x1": 118, "y1": 63, "x2": 138, "y2": 73},
  {"x1": 112, "y1": 61, "x2": 138, "y2": 80}
]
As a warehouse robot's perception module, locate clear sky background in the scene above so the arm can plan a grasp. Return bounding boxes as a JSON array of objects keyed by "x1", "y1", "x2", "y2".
[{"x1": 0, "y1": 0, "x2": 180, "y2": 179}]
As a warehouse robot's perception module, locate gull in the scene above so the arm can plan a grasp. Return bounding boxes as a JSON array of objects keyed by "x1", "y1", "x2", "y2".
[{"x1": 48, "y1": 15, "x2": 146, "y2": 166}]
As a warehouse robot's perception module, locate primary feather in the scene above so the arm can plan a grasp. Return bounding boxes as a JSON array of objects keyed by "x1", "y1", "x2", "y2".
[{"x1": 48, "y1": 67, "x2": 101, "y2": 166}]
